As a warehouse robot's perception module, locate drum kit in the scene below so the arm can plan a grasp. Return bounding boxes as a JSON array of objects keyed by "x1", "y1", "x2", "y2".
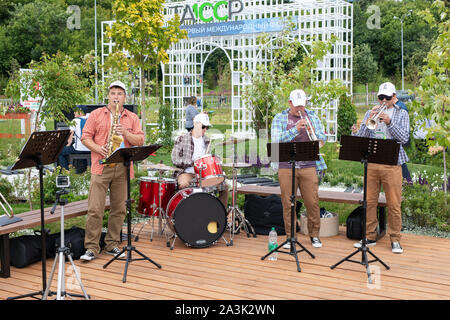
[{"x1": 135, "y1": 137, "x2": 255, "y2": 250}]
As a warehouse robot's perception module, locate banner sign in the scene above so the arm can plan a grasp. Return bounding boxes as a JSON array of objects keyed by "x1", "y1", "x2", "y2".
[
  {"x1": 181, "y1": 16, "x2": 297, "y2": 38},
  {"x1": 19, "y1": 69, "x2": 42, "y2": 112}
]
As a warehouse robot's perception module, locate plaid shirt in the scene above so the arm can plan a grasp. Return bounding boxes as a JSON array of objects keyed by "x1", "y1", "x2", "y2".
[
  {"x1": 171, "y1": 132, "x2": 228, "y2": 190},
  {"x1": 271, "y1": 108, "x2": 327, "y2": 171},
  {"x1": 354, "y1": 104, "x2": 410, "y2": 165},
  {"x1": 171, "y1": 132, "x2": 211, "y2": 171}
]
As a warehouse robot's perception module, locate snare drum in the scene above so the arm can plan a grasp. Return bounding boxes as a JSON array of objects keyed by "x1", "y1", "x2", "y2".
[
  {"x1": 193, "y1": 154, "x2": 224, "y2": 187},
  {"x1": 138, "y1": 177, "x2": 176, "y2": 216},
  {"x1": 166, "y1": 188, "x2": 227, "y2": 248}
]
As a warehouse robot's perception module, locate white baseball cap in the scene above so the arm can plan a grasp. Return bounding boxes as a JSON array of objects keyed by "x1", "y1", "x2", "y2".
[
  {"x1": 193, "y1": 113, "x2": 211, "y2": 127},
  {"x1": 108, "y1": 80, "x2": 127, "y2": 94},
  {"x1": 377, "y1": 82, "x2": 396, "y2": 96},
  {"x1": 289, "y1": 89, "x2": 307, "y2": 107}
]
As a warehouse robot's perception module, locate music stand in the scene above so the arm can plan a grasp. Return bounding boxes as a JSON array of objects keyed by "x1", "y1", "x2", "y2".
[
  {"x1": 102, "y1": 144, "x2": 162, "y2": 283},
  {"x1": 261, "y1": 141, "x2": 318, "y2": 272},
  {"x1": 330, "y1": 135, "x2": 399, "y2": 283},
  {"x1": 8, "y1": 130, "x2": 71, "y2": 300}
]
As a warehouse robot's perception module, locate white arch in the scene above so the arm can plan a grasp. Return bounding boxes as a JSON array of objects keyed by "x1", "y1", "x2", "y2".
[{"x1": 103, "y1": 0, "x2": 353, "y2": 141}]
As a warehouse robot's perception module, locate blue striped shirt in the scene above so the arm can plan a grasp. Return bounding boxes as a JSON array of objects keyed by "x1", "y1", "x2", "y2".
[
  {"x1": 271, "y1": 108, "x2": 327, "y2": 171},
  {"x1": 354, "y1": 104, "x2": 410, "y2": 165}
]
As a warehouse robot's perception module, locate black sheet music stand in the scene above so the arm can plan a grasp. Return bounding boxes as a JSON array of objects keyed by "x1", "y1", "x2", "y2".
[
  {"x1": 102, "y1": 144, "x2": 162, "y2": 283},
  {"x1": 261, "y1": 141, "x2": 318, "y2": 272},
  {"x1": 330, "y1": 135, "x2": 399, "y2": 283},
  {"x1": 8, "y1": 130, "x2": 71, "y2": 300}
]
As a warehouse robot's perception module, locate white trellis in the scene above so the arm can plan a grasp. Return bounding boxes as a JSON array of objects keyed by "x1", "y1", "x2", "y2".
[{"x1": 102, "y1": 0, "x2": 353, "y2": 141}]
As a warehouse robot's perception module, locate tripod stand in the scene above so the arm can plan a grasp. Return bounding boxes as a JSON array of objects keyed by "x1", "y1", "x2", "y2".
[
  {"x1": 261, "y1": 141, "x2": 317, "y2": 272},
  {"x1": 223, "y1": 162, "x2": 256, "y2": 245},
  {"x1": 330, "y1": 135, "x2": 398, "y2": 283},
  {"x1": 102, "y1": 145, "x2": 162, "y2": 283},
  {"x1": 43, "y1": 186, "x2": 89, "y2": 300},
  {"x1": 8, "y1": 130, "x2": 71, "y2": 300}
]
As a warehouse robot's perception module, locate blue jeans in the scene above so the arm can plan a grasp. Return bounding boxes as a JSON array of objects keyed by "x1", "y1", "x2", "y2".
[
  {"x1": 58, "y1": 146, "x2": 87, "y2": 170},
  {"x1": 401, "y1": 163, "x2": 412, "y2": 182}
]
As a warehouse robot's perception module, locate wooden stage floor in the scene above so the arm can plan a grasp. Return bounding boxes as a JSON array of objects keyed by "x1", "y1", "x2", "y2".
[{"x1": 1, "y1": 224, "x2": 449, "y2": 300}]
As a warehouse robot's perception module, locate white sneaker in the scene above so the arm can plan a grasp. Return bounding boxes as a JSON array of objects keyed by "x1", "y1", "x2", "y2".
[
  {"x1": 80, "y1": 250, "x2": 96, "y2": 261},
  {"x1": 310, "y1": 237, "x2": 322, "y2": 248},
  {"x1": 391, "y1": 242, "x2": 403, "y2": 254},
  {"x1": 282, "y1": 242, "x2": 291, "y2": 249},
  {"x1": 353, "y1": 239, "x2": 377, "y2": 248},
  {"x1": 105, "y1": 247, "x2": 126, "y2": 259}
]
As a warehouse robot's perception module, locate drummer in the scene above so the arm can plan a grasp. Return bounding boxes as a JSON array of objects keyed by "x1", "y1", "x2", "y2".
[{"x1": 171, "y1": 113, "x2": 229, "y2": 209}]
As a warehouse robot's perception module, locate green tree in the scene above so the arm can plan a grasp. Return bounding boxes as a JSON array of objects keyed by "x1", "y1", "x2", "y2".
[
  {"x1": 107, "y1": 0, "x2": 187, "y2": 138},
  {"x1": 242, "y1": 23, "x2": 347, "y2": 136},
  {"x1": 411, "y1": 0, "x2": 449, "y2": 197},
  {"x1": 353, "y1": 44, "x2": 378, "y2": 105},
  {"x1": 5, "y1": 51, "x2": 91, "y2": 210},
  {"x1": 0, "y1": 0, "x2": 70, "y2": 76},
  {"x1": 6, "y1": 51, "x2": 91, "y2": 130},
  {"x1": 353, "y1": 0, "x2": 438, "y2": 79}
]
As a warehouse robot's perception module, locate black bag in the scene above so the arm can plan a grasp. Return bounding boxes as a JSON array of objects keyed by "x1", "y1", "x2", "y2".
[
  {"x1": 54, "y1": 226, "x2": 86, "y2": 260},
  {"x1": 346, "y1": 206, "x2": 387, "y2": 240},
  {"x1": 346, "y1": 206, "x2": 364, "y2": 240},
  {"x1": 10, "y1": 229, "x2": 56, "y2": 268},
  {"x1": 244, "y1": 194, "x2": 301, "y2": 235}
]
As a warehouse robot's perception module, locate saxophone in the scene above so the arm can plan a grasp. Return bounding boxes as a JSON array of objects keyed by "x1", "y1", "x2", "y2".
[{"x1": 100, "y1": 101, "x2": 124, "y2": 167}]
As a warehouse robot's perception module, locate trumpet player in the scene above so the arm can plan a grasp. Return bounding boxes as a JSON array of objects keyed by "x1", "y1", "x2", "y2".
[
  {"x1": 271, "y1": 89, "x2": 327, "y2": 249},
  {"x1": 352, "y1": 82, "x2": 410, "y2": 254},
  {"x1": 80, "y1": 80, "x2": 144, "y2": 262}
]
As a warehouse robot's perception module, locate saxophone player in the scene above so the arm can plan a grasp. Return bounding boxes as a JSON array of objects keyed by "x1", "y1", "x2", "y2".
[
  {"x1": 80, "y1": 80, "x2": 144, "y2": 261},
  {"x1": 352, "y1": 82, "x2": 410, "y2": 254}
]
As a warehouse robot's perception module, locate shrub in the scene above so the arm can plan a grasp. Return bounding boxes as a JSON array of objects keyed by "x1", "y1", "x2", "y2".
[
  {"x1": 337, "y1": 94, "x2": 357, "y2": 140},
  {"x1": 157, "y1": 101, "x2": 175, "y2": 148},
  {"x1": 402, "y1": 183, "x2": 449, "y2": 232},
  {"x1": 36, "y1": 166, "x2": 90, "y2": 204},
  {"x1": 0, "y1": 177, "x2": 14, "y2": 202}
]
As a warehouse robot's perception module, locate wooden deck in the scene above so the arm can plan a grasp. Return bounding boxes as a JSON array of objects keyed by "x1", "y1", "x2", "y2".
[{"x1": 1, "y1": 223, "x2": 449, "y2": 300}]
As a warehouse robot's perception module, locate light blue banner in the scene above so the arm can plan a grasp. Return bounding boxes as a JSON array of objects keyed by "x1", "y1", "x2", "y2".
[{"x1": 181, "y1": 17, "x2": 297, "y2": 38}]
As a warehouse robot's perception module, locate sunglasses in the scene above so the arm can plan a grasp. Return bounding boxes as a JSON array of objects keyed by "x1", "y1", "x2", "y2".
[
  {"x1": 378, "y1": 95, "x2": 393, "y2": 101},
  {"x1": 202, "y1": 125, "x2": 209, "y2": 129}
]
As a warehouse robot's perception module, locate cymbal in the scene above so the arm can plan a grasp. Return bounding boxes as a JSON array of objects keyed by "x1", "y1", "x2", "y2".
[
  {"x1": 222, "y1": 162, "x2": 252, "y2": 168},
  {"x1": 215, "y1": 137, "x2": 249, "y2": 146},
  {"x1": 144, "y1": 163, "x2": 180, "y2": 171}
]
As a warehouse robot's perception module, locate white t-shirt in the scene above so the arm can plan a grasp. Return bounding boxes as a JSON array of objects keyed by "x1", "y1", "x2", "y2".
[
  {"x1": 72, "y1": 116, "x2": 90, "y2": 152},
  {"x1": 185, "y1": 136, "x2": 206, "y2": 174},
  {"x1": 373, "y1": 107, "x2": 394, "y2": 140}
]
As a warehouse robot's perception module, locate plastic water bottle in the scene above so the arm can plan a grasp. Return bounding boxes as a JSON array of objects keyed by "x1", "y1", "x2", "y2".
[{"x1": 268, "y1": 227, "x2": 278, "y2": 261}]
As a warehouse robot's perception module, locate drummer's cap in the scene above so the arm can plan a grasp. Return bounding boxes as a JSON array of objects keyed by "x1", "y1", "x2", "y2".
[
  {"x1": 194, "y1": 113, "x2": 211, "y2": 127},
  {"x1": 289, "y1": 89, "x2": 307, "y2": 107}
]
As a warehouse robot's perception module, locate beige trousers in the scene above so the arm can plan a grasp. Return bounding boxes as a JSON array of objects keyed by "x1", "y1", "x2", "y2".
[
  {"x1": 84, "y1": 163, "x2": 127, "y2": 256},
  {"x1": 366, "y1": 163, "x2": 403, "y2": 243},
  {"x1": 278, "y1": 167, "x2": 321, "y2": 238}
]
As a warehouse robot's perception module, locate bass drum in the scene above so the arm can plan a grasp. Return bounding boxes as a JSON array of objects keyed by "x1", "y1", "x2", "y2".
[{"x1": 166, "y1": 188, "x2": 227, "y2": 248}]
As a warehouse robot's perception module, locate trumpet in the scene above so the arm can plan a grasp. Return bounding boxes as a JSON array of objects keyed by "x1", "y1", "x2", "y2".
[
  {"x1": 366, "y1": 102, "x2": 387, "y2": 130},
  {"x1": 0, "y1": 191, "x2": 13, "y2": 218},
  {"x1": 299, "y1": 111, "x2": 325, "y2": 148}
]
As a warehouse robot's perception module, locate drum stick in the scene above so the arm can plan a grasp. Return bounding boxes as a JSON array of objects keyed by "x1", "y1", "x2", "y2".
[{"x1": 206, "y1": 140, "x2": 211, "y2": 154}]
